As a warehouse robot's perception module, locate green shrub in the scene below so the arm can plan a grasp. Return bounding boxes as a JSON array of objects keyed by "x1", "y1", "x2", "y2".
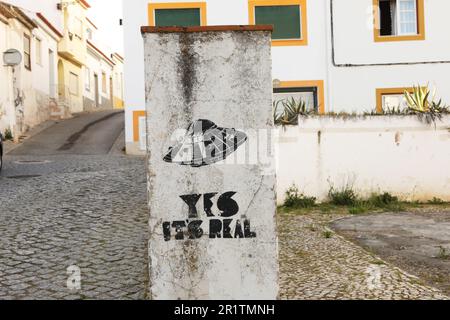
[
  {"x1": 348, "y1": 205, "x2": 371, "y2": 215},
  {"x1": 284, "y1": 184, "x2": 316, "y2": 208},
  {"x1": 328, "y1": 185, "x2": 358, "y2": 206},
  {"x1": 428, "y1": 197, "x2": 445, "y2": 205},
  {"x1": 4, "y1": 128, "x2": 13, "y2": 140},
  {"x1": 368, "y1": 192, "x2": 399, "y2": 207}
]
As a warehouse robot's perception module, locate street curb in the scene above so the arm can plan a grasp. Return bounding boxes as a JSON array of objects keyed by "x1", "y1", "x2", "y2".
[{"x1": 108, "y1": 129, "x2": 126, "y2": 155}]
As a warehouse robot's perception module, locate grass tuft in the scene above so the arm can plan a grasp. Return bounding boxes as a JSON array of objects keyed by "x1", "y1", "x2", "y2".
[
  {"x1": 323, "y1": 230, "x2": 333, "y2": 239},
  {"x1": 284, "y1": 184, "x2": 317, "y2": 209},
  {"x1": 328, "y1": 184, "x2": 358, "y2": 206},
  {"x1": 437, "y1": 246, "x2": 450, "y2": 260},
  {"x1": 428, "y1": 197, "x2": 446, "y2": 205},
  {"x1": 4, "y1": 128, "x2": 13, "y2": 141}
]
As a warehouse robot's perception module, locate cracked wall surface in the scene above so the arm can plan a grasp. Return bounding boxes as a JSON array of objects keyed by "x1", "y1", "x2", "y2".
[{"x1": 142, "y1": 28, "x2": 279, "y2": 300}]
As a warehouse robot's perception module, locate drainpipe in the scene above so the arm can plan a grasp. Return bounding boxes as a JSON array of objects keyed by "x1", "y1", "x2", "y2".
[{"x1": 329, "y1": 0, "x2": 450, "y2": 67}]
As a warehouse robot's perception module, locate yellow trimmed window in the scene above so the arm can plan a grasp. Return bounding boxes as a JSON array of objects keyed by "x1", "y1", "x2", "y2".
[
  {"x1": 249, "y1": 0, "x2": 308, "y2": 46},
  {"x1": 148, "y1": 2, "x2": 207, "y2": 27},
  {"x1": 274, "y1": 80, "x2": 325, "y2": 114},
  {"x1": 376, "y1": 87, "x2": 416, "y2": 113},
  {"x1": 373, "y1": 0, "x2": 425, "y2": 42}
]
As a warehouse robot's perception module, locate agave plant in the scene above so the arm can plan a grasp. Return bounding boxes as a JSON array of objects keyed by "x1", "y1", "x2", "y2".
[
  {"x1": 404, "y1": 85, "x2": 448, "y2": 125},
  {"x1": 404, "y1": 85, "x2": 431, "y2": 113},
  {"x1": 273, "y1": 97, "x2": 314, "y2": 126}
]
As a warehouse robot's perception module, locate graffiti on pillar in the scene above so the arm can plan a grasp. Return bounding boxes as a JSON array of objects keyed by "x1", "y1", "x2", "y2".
[
  {"x1": 163, "y1": 119, "x2": 247, "y2": 167},
  {"x1": 162, "y1": 192, "x2": 256, "y2": 241}
]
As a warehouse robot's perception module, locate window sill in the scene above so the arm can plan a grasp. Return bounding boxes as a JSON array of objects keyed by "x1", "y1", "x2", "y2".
[
  {"x1": 272, "y1": 39, "x2": 308, "y2": 47},
  {"x1": 374, "y1": 34, "x2": 425, "y2": 42}
]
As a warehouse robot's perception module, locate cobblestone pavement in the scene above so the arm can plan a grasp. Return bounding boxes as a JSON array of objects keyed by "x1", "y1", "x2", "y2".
[
  {"x1": 278, "y1": 212, "x2": 449, "y2": 300},
  {"x1": 0, "y1": 155, "x2": 149, "y2": 300},
  {"x1": 1, "y1": 109, "x2": 447, "y2": 300},
  {"x1": 331, "y1": 210, "x2": 450, "y2": 295},
  {"x1": 1, "y1": 154, "x2": 448, "y2": 300}
]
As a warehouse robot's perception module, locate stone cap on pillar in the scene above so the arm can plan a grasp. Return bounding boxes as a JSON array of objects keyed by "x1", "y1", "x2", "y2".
[{"x1": 141, "y1": 25, "x2": 273, "y2": 34}]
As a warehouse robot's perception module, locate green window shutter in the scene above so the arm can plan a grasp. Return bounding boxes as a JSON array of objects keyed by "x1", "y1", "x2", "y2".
[
  {"x1": 155, "y1": 8, "x2": 201, "y2": 27},
  {"x1": 255, "y1": 5, "x2": 301, "y2": 40}
]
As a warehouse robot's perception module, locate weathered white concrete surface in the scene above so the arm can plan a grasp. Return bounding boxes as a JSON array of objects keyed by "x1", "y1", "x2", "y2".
[
  {"x1": 143, "y1": 27, "x2": 278, "y2": 300},
  {"x1": 276, "y1": 115, "x2": 450, "y2": 204}
]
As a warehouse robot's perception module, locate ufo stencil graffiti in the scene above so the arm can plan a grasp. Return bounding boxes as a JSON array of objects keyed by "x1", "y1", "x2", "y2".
[{"x1": 163, "y1": 119, "x2": 248, "y2": 167}]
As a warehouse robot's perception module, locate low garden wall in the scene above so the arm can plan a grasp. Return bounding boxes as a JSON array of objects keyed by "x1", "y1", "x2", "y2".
[{"x1": 276, "y1": 115, "x2": 450, "y2": 205}]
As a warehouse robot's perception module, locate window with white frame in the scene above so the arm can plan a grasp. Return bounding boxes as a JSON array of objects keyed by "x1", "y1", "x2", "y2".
[
  {"x1": 69, "y1": 72, "x2": 79, "y2": 95},
  {"x1": 378, "y1": 0, "x2": 418, "y2": 36},
  {"x1": 273, "y1": 87, "x2": 319, "y2": 114},
  {"x1": 73, "y1": 17, "x2": 83, "y2": 38},
  {"x1": 23, "y1": 34, "x2": 31, "y2": 70},
  {"x1": 382, "y1": 94, "x2": 408, "y2": 110},
  {"x1": 86, "y1": 28, "x2": 93, "y2": 40}
]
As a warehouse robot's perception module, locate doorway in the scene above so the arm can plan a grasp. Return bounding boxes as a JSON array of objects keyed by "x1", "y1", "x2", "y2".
[
  {"x1": 49, "y1": 50, "x2": 55, "y2": 98},
  {"x1": 57, "y1": 60, "x2": 65, "y2": 99},
  {"x1": 94, "y1": 73, "x2": 99, "y2": 107},
  {"x1": 109, "y1": 76, "x2": 113, "y2": 108}
]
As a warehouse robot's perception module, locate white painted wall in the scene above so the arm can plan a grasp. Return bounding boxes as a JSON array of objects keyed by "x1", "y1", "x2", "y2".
[
  {"x1": 0, "y1": 19, "x2": 13, "y2": 133},
  {"x1": 83, "y1": 47, "x2": 114, "y2": 106},
  {"x1": 333, "y1": 0, "x2": 450, "y2": 64},
  {"x1": 123, "y1": 0, "x2": 147, "y2": 144},
  {"x1": 329, "y1": 0, "x2": 450, "y2": 112},
  {"x1": 276, "y1": 116, "x2": 450, "y2": 204},
  {"x1": 112, "y1": 55, "x2": 124, "y2": 104},
  {"x1": 100, "y1": 59, "x2": 113, "y2": 101},
  {"x1": 123, "y1": 0, "x2": 450, "y2": 153},
  {"x1": 84, "y1": 49, "x2": 101, "y2": 103},
  {"x1": 30, "y1": 25, "x2": 58, "y2": 96},
  {"x1": 0, "y1": 8, "x2": 59, "y2": 134}
]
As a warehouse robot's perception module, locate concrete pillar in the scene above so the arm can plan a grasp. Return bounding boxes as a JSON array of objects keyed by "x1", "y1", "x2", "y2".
[{"x1": 142, "y1": 25, "x2": 278, "y2": 300}]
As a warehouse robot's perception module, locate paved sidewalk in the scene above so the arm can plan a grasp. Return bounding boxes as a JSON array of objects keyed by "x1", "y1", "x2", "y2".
[{"x1": 278, "y1": 213, "x2": 448, "y2": 300}]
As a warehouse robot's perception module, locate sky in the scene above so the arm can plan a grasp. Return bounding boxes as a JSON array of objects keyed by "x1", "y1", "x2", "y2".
[{"x1": 87, "y1": 0, "x2": 124, "y2": 55}]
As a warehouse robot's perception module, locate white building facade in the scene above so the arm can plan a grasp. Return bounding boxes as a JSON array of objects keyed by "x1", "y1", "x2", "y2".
[
  {"x1": 0, "y1": 0, "x2": 61, "y2": 138},
  {"x1": 123, "y1": 0, "x2": 450, "y2": 155},
  {"x1": 83, "y1": 17, "x2": 124, "y2": 112},
  {"x1": 111, "y1": 52, "x2": 124, "y2": 109},
  {"x1": 83, "y1": 19, "x2": 115, "y2": 112}
]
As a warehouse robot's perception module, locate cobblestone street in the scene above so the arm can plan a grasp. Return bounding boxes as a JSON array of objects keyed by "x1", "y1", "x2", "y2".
[
  {"x1": 0, "y1": 112, "x2": 448, "y2": 300},
  {"x1": 0, "y1": 155, "x2": 149, "y2": 300},
  {"x1": 0, "y1": 111, "x2": 149, "y2": 300},
  {"x1": 278, "y1": 212, "x2": 448, "y2": 300}
]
